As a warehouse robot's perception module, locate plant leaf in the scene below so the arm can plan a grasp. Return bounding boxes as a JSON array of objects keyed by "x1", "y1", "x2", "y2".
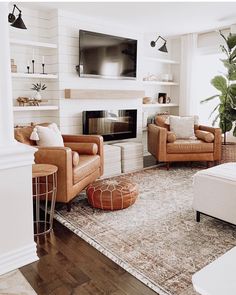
[
  {"x1": 212, "y1": 113, "x2": 220, "y2": 126},
  {"x1": 233, "y1": 125, "x2": 236, "y2": 137},
  {"x1": 208, "y1": 104, "x2": 219, "y2": 119},
  {"x1": 200, "y1": 95, "x2": 219, "y2": 104},
  {"x1": 227, "y1": 33, "x2": 236, "y2": 50},
  {"x1": 211, "y1": 75, "x2": 227, "y2": 93}
]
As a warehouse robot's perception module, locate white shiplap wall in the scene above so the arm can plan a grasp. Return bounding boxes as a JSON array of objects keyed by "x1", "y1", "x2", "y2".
[{"x1": 56, "y1": 9, "x2": 144, "y2": 142}]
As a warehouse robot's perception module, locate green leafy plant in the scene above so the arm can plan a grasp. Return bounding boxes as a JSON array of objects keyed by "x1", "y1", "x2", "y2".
[
  {"x1": 201, "y1": 31, "x2": 236, "y2": 144},
  {"x1": 31, "y1": 82, "x2": 47, "y2": 92}
]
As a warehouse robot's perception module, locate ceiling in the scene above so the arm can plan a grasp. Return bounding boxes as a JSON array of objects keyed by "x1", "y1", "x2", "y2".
[{"x1": 21, "y1": 2, "x2": 236, "y2": 36}]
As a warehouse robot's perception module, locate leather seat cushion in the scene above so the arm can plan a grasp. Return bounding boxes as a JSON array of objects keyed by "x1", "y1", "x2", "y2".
[
  {"x1": 73, "y1": 155, "x2": 100, "y2": 184},
  {"x1": 167, "y1": 139, "x2": 214, "y2": 154}
]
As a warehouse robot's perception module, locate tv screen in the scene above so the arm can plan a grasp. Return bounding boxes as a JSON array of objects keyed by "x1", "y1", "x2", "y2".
[{"x1": 78, "y1": 30, "x2": 137, "y2": 80}]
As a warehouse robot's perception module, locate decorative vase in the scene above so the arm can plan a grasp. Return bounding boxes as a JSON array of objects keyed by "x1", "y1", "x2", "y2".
[{"x1": 34, "y1": 91, "x2": 41, "y2": 100}]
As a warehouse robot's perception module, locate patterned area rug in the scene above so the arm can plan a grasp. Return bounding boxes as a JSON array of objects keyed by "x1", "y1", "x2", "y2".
[{"x1": 54, "y1": 167, "x2": 236, "y2": 295}]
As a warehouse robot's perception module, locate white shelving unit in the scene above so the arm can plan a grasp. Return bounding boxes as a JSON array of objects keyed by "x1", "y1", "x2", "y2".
[
  {"x1": 144, "y1": 56, "x2": 180, "y2": 65},
  {"x1": 142, "y1": 81, "x2": 179, "y2": 86},
  {"x1": 142, "y1": 103, "x2": 179, "y2": 109},
  {"x1": 13, "y1": 106, "x2": 59, "y2": 112},
  {"x1": 12, "y1": 73, "x2": 58, "y2": 79},
  {"x1": 10, "y1": 39, "x2": 57, "y2": 49}
]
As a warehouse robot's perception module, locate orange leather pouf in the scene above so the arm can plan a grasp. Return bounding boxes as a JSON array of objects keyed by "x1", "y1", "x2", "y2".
[{"x1": 86, "y1": 179, "x2": 138, "y2": 210}]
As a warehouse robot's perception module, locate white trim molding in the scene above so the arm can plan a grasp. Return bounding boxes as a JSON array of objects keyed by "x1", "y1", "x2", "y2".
[
  {"x1": 0, "y1": 243, "x2": 38, "y2": 276},
  {"x1": 0, "y1": 142, "x2": 37, "y2": 170}
]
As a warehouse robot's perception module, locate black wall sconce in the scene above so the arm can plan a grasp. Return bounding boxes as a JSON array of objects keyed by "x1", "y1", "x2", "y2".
[
  {"x1": 8, "y1": 4, "x2": 27, "y2": 30},
  {"x1": 150, "y1": 36, "x2": 168, "y2": 53}
]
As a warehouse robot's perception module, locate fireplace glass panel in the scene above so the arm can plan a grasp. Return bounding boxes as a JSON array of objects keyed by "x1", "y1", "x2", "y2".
[{"x1": 83, "y1": 110, "x2": 137, "y2": 141}]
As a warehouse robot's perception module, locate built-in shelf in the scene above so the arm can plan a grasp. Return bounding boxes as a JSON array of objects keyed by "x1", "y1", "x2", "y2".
[
  {"x1": 11, "y1": 73, "x2": 58, "y2": 79},
  {"x1": 13, "y1": 105, "x2": 59, "y2": 112},
  {"x1": 144, "y1": 57, "x2": 180, "y2": 65},
  {"x1": 142, "y1": 103, "x2": 179, "y2": 109},
  {"x1": 10, "y1": 38, "x2": 57, "y2": 49},
  {"x1": 142, "y1": 81, "x2": 179, "y2": 86}
]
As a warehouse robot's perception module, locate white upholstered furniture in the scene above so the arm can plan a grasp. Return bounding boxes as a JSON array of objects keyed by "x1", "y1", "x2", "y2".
[
  {"x1": 193, "y1": 162, "x2": 236, "y2": 224},
  {"x1": 192, "y1": 246, "x2": 236, "y2": 295}
]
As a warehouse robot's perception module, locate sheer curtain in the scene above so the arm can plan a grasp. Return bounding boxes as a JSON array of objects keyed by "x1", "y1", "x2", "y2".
[{"x1": 179, "y1": 33, "x2": 198, "y2": 116}]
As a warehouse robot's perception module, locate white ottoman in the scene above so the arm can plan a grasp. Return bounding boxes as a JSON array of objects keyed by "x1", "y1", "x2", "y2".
[
  {"x1": 112, "y1": 142, "x2": 143, "y2": 173},
  {"x1": 193, "y1": 163, "x2": 236, "y2": 224},
  {"x1": 102, "y1": 145, "x2": 121, "y2": 178}
]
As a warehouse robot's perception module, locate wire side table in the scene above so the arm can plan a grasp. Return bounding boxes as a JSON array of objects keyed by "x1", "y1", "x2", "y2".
[{"x1": 32, "y1": 164, "x2": 58, "y2": 236}]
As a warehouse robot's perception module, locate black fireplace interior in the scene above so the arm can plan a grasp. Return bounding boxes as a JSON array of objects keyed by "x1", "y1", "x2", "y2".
[{"x1": 83, "y1": 109, "x2": 137, "y2": 141}]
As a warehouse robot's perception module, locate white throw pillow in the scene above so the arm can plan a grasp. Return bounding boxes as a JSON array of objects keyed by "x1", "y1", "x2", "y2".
[
  {"x1": 30, "y1": 123, "x2": 64, "y2": 147},
  {"x1": 169, "y1": 116, "x2": 195, "y2": 139}
]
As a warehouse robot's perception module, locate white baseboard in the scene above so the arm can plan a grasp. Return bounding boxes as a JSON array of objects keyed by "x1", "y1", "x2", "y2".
[{"x1": 0, "y1": 243, "x2": 38, "y2": 276}]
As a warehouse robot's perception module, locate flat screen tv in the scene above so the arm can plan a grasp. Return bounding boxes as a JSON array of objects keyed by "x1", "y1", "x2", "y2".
[{"x1": 77, "y1": 30, "x2": 137, "y2": 80}]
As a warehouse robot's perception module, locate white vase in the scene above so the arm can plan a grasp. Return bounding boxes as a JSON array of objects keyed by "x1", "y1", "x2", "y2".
[{"x1": 34, "y1": 91, "x2": 41, "y2": 100}]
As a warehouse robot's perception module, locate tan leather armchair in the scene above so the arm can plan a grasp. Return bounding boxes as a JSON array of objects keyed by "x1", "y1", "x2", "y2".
[
  {"x1": 148, "y1": 115, "x2": 222, "y2": 168},
  {"x1": 14, "y1": 126, "x2": 104, "y2": 211}
]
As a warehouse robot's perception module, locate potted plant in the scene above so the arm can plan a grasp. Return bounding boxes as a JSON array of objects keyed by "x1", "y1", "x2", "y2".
[
  {"x1": 201, "y1": 31, "x2": 236, "y2": 161},
  {"x1": 31, "y1": 82, "x2": 47, "y2": 100}
]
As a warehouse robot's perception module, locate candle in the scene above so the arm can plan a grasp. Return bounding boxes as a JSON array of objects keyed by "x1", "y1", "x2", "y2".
[
  {"x1": 42, "y1": 56, "x2": 45, "y2": 64},
  {"x1": 32, "y1": 49, "x2": 35, "y2": 60},
  {"x1": 27, "y1": 60, "x2": 30, "y2": 66}
]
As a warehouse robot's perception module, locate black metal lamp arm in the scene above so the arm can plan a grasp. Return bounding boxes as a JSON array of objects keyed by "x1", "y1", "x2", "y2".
[
  {"x1": 12, "y1": 4, "x2": 22, "y2": 15},
  {"x1": 154, "y1": 36, "x2": 166, "y2": 44}
]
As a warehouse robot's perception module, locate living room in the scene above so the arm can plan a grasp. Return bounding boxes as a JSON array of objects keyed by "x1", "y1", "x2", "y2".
[{"x1": 1, "y1": 1, "x2": 236, "y2": 295}]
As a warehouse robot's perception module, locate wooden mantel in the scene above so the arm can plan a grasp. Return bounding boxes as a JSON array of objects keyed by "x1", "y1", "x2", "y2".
[{"x1": 65, "y1": 89, "x2": 145, "y2": 100}]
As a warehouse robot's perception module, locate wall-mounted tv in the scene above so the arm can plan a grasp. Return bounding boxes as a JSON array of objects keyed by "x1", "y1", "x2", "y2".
[{"x1": 77, "y1": 30, "x2": 137, "y2": 80}]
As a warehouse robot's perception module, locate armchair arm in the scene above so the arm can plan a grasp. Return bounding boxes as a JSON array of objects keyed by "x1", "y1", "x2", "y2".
[
  {"x1": 199, "y1": 125, "x2": 222, "y2": 160},
  {"x1": 148, "y1": 124, "x2": 167, "y2": 161},
  {"x1": 34, "y1": 147, "x2": 73, "y2": 201},
  {"x1": 62, "y1": 134, "x2": 104, "y2": 174}
]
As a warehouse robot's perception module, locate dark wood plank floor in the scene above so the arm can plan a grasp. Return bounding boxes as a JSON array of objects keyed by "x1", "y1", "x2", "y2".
[{"x1": 20, "y1": 219, "x2": 157, "y2": 295}]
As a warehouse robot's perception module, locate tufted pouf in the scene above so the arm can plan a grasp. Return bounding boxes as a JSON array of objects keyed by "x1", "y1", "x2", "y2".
[{"x1": 86, "y1": 178, "x2": 139, "y2": 210}]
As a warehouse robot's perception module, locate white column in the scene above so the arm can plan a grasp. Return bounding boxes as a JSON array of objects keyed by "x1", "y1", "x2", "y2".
[
  {"x1": 179, "y1": 33, "x2": 198, "y2": 116},
  {"x1": 0, "y1": 3, "x2": 38, "y2": 275},
  {"x1": 0, "y1": 3, "x2": 15, "y2": 146}
]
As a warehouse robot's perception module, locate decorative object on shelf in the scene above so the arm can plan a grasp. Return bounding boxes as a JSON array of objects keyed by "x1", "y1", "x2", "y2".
[
  {"x1": 157, "y1": 93, "x2": 171, "y2": 104},
  {"x1": 158, "y1": 93, "x2": 166, "y2": 104},
  {"x1": 8, "y1": 4, "x2": 27, "y2": 30},
  {"x1": 150, "y1": 35, "x2": 168, "y2": 53},
  {"x1": 31, "y1": 82, "x2": 47, "y2": 100},
  {"x1": 42, "y1": 56, "x2": 45, "y2": 74},
  {"x1": 201, "y1": 31, "x2": 236, "y2": 145},
  {"x1": 16, "y1": 96, "x2": 49, "y2": 107},
  {"x1": 143, "y1": 74, "x2": 159, "y2": 81},
  {"x1": 26, "y1": 60, "x2": 30, "y2": 74},
  {"x1": 17, "y1": 97, "x2": 29, "y2": 106},
  {"x1": 32, "y1": 49, "x2": 35, "y2": 74},
  {"x1": 143, "y1": 97, "x2": 152, "y2": 104},
  {"x1": 161, "y1": 74, "x2": 174, "y2": 82},
  {"x1": 10, "y1": 59, "x2": 17, "y2": 73}
]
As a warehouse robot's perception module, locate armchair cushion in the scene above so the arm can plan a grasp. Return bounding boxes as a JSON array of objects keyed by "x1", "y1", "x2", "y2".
[
  {"x1": 73, "y1": 155, "x2": 100, "y2": 184},
  {"x1": 167, "y1": 139, "x2": 214, "y2": 154},
  {"x1": 195, "y1": 130, "x2": 215, "y2": 143},
  {"x1": 167, "y1": 131, "x2": 176, "y2": 143},
  {"x1": 64, "y1": 142, "x2": 98, "y2": 155},
  {"x1": 72, "y1": 151, "x2": 80, "y2": 167},
  {"x1": 169, "y1": 116, "x2": 195, "y2": 139}
]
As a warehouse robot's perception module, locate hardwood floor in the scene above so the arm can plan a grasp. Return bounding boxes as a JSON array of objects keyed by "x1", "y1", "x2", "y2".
[{"x1": 20, "y1": 220, "x2": 157, "y2": 295}]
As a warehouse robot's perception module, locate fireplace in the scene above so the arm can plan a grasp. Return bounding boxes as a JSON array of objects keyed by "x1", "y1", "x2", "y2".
[{"x1": 83, "y1": 109, "x2": 137, "y2": 141}]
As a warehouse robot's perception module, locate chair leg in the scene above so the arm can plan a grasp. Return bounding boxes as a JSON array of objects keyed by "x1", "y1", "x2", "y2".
[
  {"x1": 67, "y1": 201, "x2": 72, "y2": 212},
  {"x1": 166, "y1": 162, "x2": 170, "y2": 170},
  {"x1": 196, "y1": 211, "x2": 200, "y2": 222}
]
